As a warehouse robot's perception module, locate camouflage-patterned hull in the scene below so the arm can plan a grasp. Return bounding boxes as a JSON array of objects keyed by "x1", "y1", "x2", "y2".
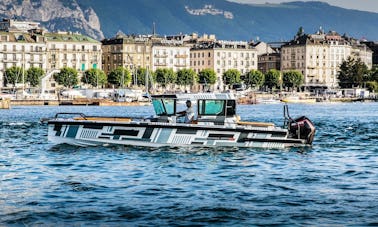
[{"x1": 48, "y1": 119, "x2": 309, "y2": 148}]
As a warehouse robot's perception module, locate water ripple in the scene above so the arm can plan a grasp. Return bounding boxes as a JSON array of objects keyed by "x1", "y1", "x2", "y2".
[{"x1": 0, "y1": 103, "x2": 377, "y2": 225}]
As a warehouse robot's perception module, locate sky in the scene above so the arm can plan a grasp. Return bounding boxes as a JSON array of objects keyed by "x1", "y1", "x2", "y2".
[{"x1": 228, "y1": 0, "x2": 378, "y2": 13}]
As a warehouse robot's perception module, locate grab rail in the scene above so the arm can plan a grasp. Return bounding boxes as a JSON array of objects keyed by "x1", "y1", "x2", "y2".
[{"x1": 54, "y1": 112, "x2": 87, "y2": 119}]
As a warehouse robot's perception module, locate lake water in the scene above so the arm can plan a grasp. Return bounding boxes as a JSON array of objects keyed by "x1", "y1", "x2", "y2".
[{"x1": 1, "y1": 102, "x2": 377, "y2": 226}]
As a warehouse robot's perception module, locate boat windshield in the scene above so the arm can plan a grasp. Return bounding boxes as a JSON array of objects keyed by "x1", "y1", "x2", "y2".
[
  {"x1": 152, "y1": 98, "x2": 175, "y2": 115},
  {"x1": 198, "y1": 100, "x2": 225, "y2": 115}
]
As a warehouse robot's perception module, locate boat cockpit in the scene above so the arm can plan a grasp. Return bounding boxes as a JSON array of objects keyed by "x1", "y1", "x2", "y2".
[{"x1": 150, "y1": 93, "x2": 238, "y2": 126}]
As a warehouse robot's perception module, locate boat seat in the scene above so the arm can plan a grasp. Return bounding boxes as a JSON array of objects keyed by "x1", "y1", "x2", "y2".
[{"x1": 74, "y1": 117, "x2": 132, "y2": 122}]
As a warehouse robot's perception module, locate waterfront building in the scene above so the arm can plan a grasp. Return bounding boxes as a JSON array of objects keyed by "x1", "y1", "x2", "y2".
[
  {"x1": 190, "y1": 40, "x2": 258, "y2": 89},
  {"x1": 45, "y1": 31, "x2": 101, "y2": 72},
  {"x1": 281, "y1": 29, "x2": 372, "y2": 92},
  {"x1": 253, "y1": 41, "x2": 277, "y2": 56},
  {"x1": 253, "y1": 41, "x2": 281, "y2": 74},
  {"x1": 258, "y1": 53, "x2": 281, "y2": 74},
  {"x1": 101, "y1": 33, "x2": 152, "y2": 76},
  {"x1": 347, "y1": 38, "x2": 374, "y2": 69},
  {"x1": 361, "y1": 41, "x2": 378, "y2": 66},
  {"x1": 0, "y1": 31, "x2": 47, "y2": 87},
  {"x1": 44, "y1": 31, "x2": 102, "y2": 91},
  {"x1": 151, "y1": 38, "x2": 190, "y2": 72}
]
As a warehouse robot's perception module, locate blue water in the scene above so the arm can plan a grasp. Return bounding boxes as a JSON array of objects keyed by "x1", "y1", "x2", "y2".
[{"x1": 1, "y1": 103, "x2": 377, "y2": 226}]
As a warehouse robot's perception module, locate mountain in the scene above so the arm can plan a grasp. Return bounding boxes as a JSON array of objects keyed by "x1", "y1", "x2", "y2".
[
  {"x1": 0, "y1": 0, "x2": 103, "y2": 39},
  {"x1": 1, "y1": 0, "x2": 378, "y2": 42}
]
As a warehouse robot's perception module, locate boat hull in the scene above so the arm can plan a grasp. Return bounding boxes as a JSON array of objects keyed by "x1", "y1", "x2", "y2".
[{"x1": 47, "y1": 120, "x2": 308, "y2": 149}]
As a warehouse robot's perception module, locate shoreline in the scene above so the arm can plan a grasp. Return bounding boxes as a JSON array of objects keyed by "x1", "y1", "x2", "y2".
[{"x1": 5, "y1": 97, "x2": 377, "y2": 107}]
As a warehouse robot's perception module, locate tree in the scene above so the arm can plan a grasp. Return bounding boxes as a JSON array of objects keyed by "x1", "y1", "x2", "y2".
[
  {"x1": 107, "y1": 67, "x2": 131, "y2": 87},
  {"x1": 370, "y1": 67, "x2": 378, "y2": 82},
  {"x1": 198, "y1": 69, "x2": 217, "y2": 85},
  {"x1": 176, "y1": 68, "x2": 198, "y2": 86},
  {"x1": 154, "y1": 68, "x2": 176, "y2": 88},
  {"x1": 282, "y1": 70, "x2": 304, "y2": 91},
  {"x1": 81, "y1": 68, "x2": 107, "y2": 88},
  {"x1": 365, "y1": 81, "x2": 378, "y2": 92},
  {"x1": 222, "y1": 69, "x2": 241, "y2": 87},
  {"x1": 337, "y1": 57, "x2": 368, "y2": 88},
  {"x1": 244, "y1": 69, "x2": 264, "y2": 89},
  {"x1": 4, "y1": 66, "x2": 24, "y2": 86},
  {"x1": 53, "y1": 67, "x2": 79, "y2": 88},
  {"x1": 264, "y1": 69, "x2": 281, "y2": 90},
  {"x1": 131, "y1": 67, "x2": 149, "y2": 86},
  {"x1": 26, "y1": 67, "x2": 44, "y2": 87}
]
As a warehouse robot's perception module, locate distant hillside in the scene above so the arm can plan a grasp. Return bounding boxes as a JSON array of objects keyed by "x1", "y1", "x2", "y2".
[{"x1": 1, "y1": 0, "x2": 378, "y2": 41}]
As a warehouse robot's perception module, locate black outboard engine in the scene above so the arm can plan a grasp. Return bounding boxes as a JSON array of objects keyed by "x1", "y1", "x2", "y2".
[
  {"x1": 288, "y1": 116, "x2": 316, "y2": 145},
  {"x1": 284, "y1": 105, "x2": 316, "y2": 145}
]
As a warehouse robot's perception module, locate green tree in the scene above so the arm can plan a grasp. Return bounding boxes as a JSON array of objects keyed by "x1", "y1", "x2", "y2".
[
  {"x1": 283, "y1": 70, "x2": 304, "y2": 91},
  {"x1": 337, "y1": 57, "x2": 368, "y2": 88},
  {"x1": 244, "y1": 69, "x2": 264, "y2": 89},
  {"x1": 53, "y1": 67, "x2": 79, "y2": 88},
  {"x1": 26, "y1": 67, "x2": 44, "y2": 87},
  {"x1": 176, "y1": 68, "x2": 198, "y2": 86},
  {"x1": 4, "y1": 66, "x2": 24, "y2": 86},
  {"x1": 365, "y1": 81, "x2": 378, "y2": 92},
  {"x1": 107, "y1": 67, "x2": 131, "y2": 87},
  {"x1": 81, "y1": 68, "x2": 107, "y2": 88},
  {"x1": 198, "y1": 69, "x2": 217, "y2": 85},
  {"x1": 222, "y1": 69, "x2": 241, "y2": 86},
  {"x1": 133, "y1": 67, "x2": 145, "y2": 86},
  {"x1": 154, "y1": 68, "x2": 176, "y2": 87},
  {"x1": 264, "y1": 69, "x2": 281, "y2": 90}
]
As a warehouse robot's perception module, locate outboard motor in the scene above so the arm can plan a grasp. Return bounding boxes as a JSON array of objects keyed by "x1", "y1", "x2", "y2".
[
  {"x1": 289, "y1": 116, "x2": 316, "y2": 145},
  {"x1": 284, "y1": 104, "x2": 316, "y2": 145}
]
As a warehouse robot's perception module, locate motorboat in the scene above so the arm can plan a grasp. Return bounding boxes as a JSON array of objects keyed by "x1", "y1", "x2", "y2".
[
  {"x1": 281, "y1": 95, "x2": 317, "y2": 103},
  {"x1": 46, "y1": 93, "x2": 316, "y2": 148}
]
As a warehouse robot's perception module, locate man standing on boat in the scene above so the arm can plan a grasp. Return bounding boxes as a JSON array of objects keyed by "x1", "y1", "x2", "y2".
[{"x1": 178, "y1": 100, "x2": 195, "y2": 123}]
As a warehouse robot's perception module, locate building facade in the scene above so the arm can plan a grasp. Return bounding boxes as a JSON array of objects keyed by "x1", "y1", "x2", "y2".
[
  {"x1": 151, "y1": 39, "x2": 190, "y2": 72},
  {"x1": 0, "y1": 31, "x2": 47, "y2": 87},
  {"x1": 190, "y1": 40, "x2": 258, "y2": 89},
  {"x1": 101, "y1": 34, "x2": 152, "y2": 75},
  {"x1": 258, "y1": 53, "x2": 281, "y2": 74},
  {"x1": 281, "y1": 30, "x2": 372, "y2": 91},
  {"x1": 0, "y1": 19, "x2": 102, "y2": 92},
  {"x1": 45, "y1": 32, "x2": 102, "y2": 73}
]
